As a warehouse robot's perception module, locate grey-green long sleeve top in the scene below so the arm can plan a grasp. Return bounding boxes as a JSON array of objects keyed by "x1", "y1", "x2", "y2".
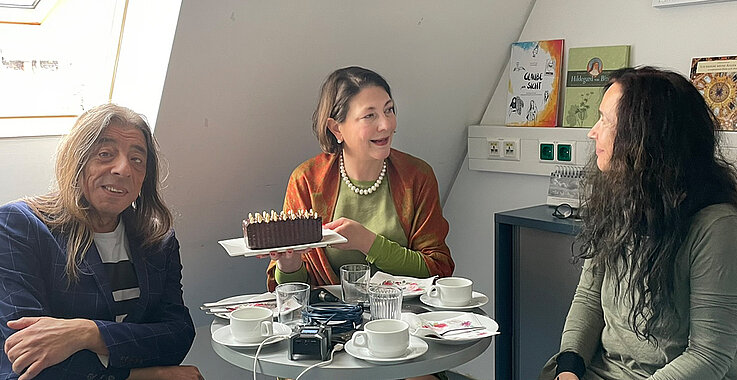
[{"x1": 540, "y1": 203, "x2": 737, "y2": 379}]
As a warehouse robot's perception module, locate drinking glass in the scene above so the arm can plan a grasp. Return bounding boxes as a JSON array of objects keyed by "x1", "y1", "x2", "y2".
[
  {"x1": 275, "y1": 282, "x2": 310, "y2": 327},
  {"x1": 369, "y1": 284, "x2": 403, "y2": 320},
  {"x1": 340, "y1": 264, "x2": 370, "y2": 304}
]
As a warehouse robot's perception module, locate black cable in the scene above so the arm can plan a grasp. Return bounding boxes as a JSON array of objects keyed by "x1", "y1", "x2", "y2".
[{"x1": 302, "y1": 304, "x2": 363, "y2": 334}]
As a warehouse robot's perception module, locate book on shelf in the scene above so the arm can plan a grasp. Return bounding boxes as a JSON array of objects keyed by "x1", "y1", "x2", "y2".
[
  {"x1": 690, "y1": 56, "x2": 737, "y2": 131},
  {"x1": 546, "y1": 165, "x2": 585, "y2": 209},
  {"x1": 505, "y1": 39, "x2": 564, "y2": 127},
  {"x1": 562, "y1": 45, "x2": 630, "y2": 128}
]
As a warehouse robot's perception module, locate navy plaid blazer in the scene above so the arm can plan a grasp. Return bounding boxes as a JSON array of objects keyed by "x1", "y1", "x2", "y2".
[{"x1": 0, "y1": 202, "x2": 195, "y2": 379}]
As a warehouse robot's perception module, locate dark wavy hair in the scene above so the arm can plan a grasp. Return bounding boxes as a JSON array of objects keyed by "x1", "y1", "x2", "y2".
[{"x1": 577, "y1": 66, "x2": 737, "y2": 342}]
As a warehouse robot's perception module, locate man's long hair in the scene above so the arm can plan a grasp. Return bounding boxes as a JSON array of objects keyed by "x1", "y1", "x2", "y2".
[
  {"x1": 577, "y1": 67, "x2": 737, "y2": 341},
  {"x1": 24, "y1": 104, "x2": 173, "y2": 283}
]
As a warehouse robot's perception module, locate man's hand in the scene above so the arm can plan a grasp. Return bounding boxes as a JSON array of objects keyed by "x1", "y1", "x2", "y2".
[
  {"x1": 5, "y1": 316, "x2": 106, "y2": 380},
  {"x1": 128, "y1": 365, "x2": 204, "y2": 380}
]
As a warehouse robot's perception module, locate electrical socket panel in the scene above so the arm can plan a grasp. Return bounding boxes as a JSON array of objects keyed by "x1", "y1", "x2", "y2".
[
  {"x1": 487, "y1": 137, "x2": 520, "y2": 161},
  {"x1": 469, "y1": 125, "x2": 593, "y2": 176},
  {"x1": 539, "y1": 140, "x2": 576, "y2": 163}
]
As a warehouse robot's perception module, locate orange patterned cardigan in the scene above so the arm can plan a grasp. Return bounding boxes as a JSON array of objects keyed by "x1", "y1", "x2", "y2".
[{"x1": 266, "y1": 148, "x2": 454, "y2": 291}]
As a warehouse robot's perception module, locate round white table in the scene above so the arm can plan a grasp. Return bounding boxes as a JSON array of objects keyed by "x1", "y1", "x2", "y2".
[{"x1": 210, "y1": 296, "x2": 493, "y2": 379}]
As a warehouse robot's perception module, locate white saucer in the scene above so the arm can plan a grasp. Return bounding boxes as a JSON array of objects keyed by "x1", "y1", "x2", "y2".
[
  {"x1": 419, "y1": 291, "x2": 489, "y2": 310},
  {"x1": 344, "y1": 335, "x2": 428, "y2": 365},
  {"x1": 410, "y1": 311, "x2": 499, "y2": 345},
  {"x1": 211, "y1": 323, "x2": 291, "y2": 348}
]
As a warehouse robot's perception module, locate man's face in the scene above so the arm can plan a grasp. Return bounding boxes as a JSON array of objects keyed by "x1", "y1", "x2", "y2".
[{"x1": 81, "y1": 123, "x2": 147, "y2": 231}]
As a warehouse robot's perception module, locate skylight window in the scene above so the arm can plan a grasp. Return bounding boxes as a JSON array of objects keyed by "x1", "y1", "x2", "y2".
[
  {"x1": 0, "y1": 0, "x2": 125, "y2": 137},
  {"x1": 0, "y1": 0, "x2": 59, "y2": 25}
]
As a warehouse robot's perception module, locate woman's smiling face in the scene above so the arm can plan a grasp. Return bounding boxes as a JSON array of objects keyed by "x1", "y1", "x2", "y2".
[{"x1": 332, "y1": 85, "x2": 396, "y2": 163}]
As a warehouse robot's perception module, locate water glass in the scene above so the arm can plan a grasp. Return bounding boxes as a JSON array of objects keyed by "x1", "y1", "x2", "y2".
[
  {"x1": 275, "y1": 282, "x2": 310, "y2": 327},
  {"x1": 369, "y1": 284, "x2": 403, "y2": 320},
  {"x1": 340, "y1": 264, "x2": 370, "y2": 304}
]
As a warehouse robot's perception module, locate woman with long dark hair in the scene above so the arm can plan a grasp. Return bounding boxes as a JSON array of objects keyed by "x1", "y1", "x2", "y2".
[{"x1": 541, "y1": 67, "x2": 737, "y2": 379}]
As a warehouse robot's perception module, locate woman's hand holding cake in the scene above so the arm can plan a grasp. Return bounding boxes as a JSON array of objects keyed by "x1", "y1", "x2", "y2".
[
  {"x1": 265, "y1": 249, "x2": 309, "y2": 272},
  {"x1": 322, "y1": 217, "x2": 375, "y2": 254}
]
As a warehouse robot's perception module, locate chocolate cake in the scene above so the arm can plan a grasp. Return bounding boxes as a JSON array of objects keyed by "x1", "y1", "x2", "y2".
[{"x1": 243, "y1": 209, "x2": 322, "y2": 249}]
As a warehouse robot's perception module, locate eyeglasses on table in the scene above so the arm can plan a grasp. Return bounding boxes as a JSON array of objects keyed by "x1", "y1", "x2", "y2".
[{"x1": 552, "y1": 203, "x2": 580, "y2": 220}]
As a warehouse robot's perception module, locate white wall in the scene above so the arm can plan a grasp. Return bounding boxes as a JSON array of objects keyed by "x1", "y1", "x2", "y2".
[
  {"x1": 0, "y1": 136, "x2": 60, "y2": 203},
  {"x1": 446, "y1": 0, "x2": 737, "y2": 378},
  {"x1": 154, "y1": 0, "x2": 536, "y2": 335}
]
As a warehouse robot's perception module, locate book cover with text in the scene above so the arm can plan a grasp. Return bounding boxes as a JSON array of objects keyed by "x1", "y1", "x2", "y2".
[
  {"x1": 690, "y1": 56, "x2": 737, "y2": 131},
  {"x1": 562, "y1": 45, "x2": 630, "y2": 128},
  {"x1": 505, "y1": 39, "x2": 564, "y2": 127}
]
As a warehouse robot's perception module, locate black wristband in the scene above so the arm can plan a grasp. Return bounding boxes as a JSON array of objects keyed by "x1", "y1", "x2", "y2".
[{"x1": 555, "y1": 351, "x2": 585, "y2": 378}]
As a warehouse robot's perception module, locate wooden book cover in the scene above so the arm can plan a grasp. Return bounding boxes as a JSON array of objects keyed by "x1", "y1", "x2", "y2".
[
  {"x1": 505, "y1": 39, "x2": 564, "y2": 127},
  {"x1": 562, "y1": 45, "x2": 630, "y2": 128},
  {"x1": 690, "y1": 56, "x2": 737, "y2": 131}
]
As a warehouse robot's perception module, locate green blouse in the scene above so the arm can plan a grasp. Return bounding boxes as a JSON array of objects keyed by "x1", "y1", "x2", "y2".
[{"x1": 275, "y1": 173, "x2": 430, "y2": 283}]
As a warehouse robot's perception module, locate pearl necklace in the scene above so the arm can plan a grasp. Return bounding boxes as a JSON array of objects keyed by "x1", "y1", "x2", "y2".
[{"x1": 339, "y1": 153, "x2": 386, "y2": 195}]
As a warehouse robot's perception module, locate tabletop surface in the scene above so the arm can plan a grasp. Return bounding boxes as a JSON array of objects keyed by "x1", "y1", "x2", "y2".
[
  {"x1": 210, "y1": 286, "x2": 494, "y2": 379},
  {"x1": 495, "y1": 204, "x2": 581, "y2": 235}
]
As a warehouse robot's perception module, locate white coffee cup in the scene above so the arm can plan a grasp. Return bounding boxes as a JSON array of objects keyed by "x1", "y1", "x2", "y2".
[
  {"x1": 353, "y1": 319, "x2": 410, "y2": 358},
  {"x1": 229, "y1": 306, "x2": 274, "y2": 343},
  {"x1": 427, "y1": 277, "x2": 473, "y2": 307}
]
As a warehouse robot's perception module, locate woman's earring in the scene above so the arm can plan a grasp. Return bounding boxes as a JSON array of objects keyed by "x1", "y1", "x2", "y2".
[{"x1": 337, "y1": 139, "x2": 342, "y2": 144}]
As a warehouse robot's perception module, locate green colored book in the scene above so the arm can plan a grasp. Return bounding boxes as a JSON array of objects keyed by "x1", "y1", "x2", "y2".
[{"x1": 562, "y1": 45, "x2": 630, "y2": 127}]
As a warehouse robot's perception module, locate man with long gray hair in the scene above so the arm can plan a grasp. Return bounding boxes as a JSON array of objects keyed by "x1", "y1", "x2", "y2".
[{"x1": 0, "y1": 104, "x2": 202, "y2": 379}]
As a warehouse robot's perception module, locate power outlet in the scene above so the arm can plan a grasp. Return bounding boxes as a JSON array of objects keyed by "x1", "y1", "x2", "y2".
[
  {"x1": 556, "y1": 141, "x2": 576, "y2": 162},
  {"x1": 487, "y1": 138, "x2": 520, "y2": 161},
  {"x1": 539, "y1": 142, "x2": 555, "y2": 161},
  {"x1": 488, "y1": 139, "x2": 501, "y2": 158},
  {"x1": 501, "y1": 138, "x2": 520, "y2": 160},
  {"x1": 539, "y1": 141, "x2": 577, "y2": 162}
]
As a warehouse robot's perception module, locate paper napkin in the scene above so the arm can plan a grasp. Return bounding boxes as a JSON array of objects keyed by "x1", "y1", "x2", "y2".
[
  {"x1": 370, "y1": 271, "x2": 437, "y2": 296},
  {"x1": 402, "y1": 312, "x2": 497, "y2": 341}
]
